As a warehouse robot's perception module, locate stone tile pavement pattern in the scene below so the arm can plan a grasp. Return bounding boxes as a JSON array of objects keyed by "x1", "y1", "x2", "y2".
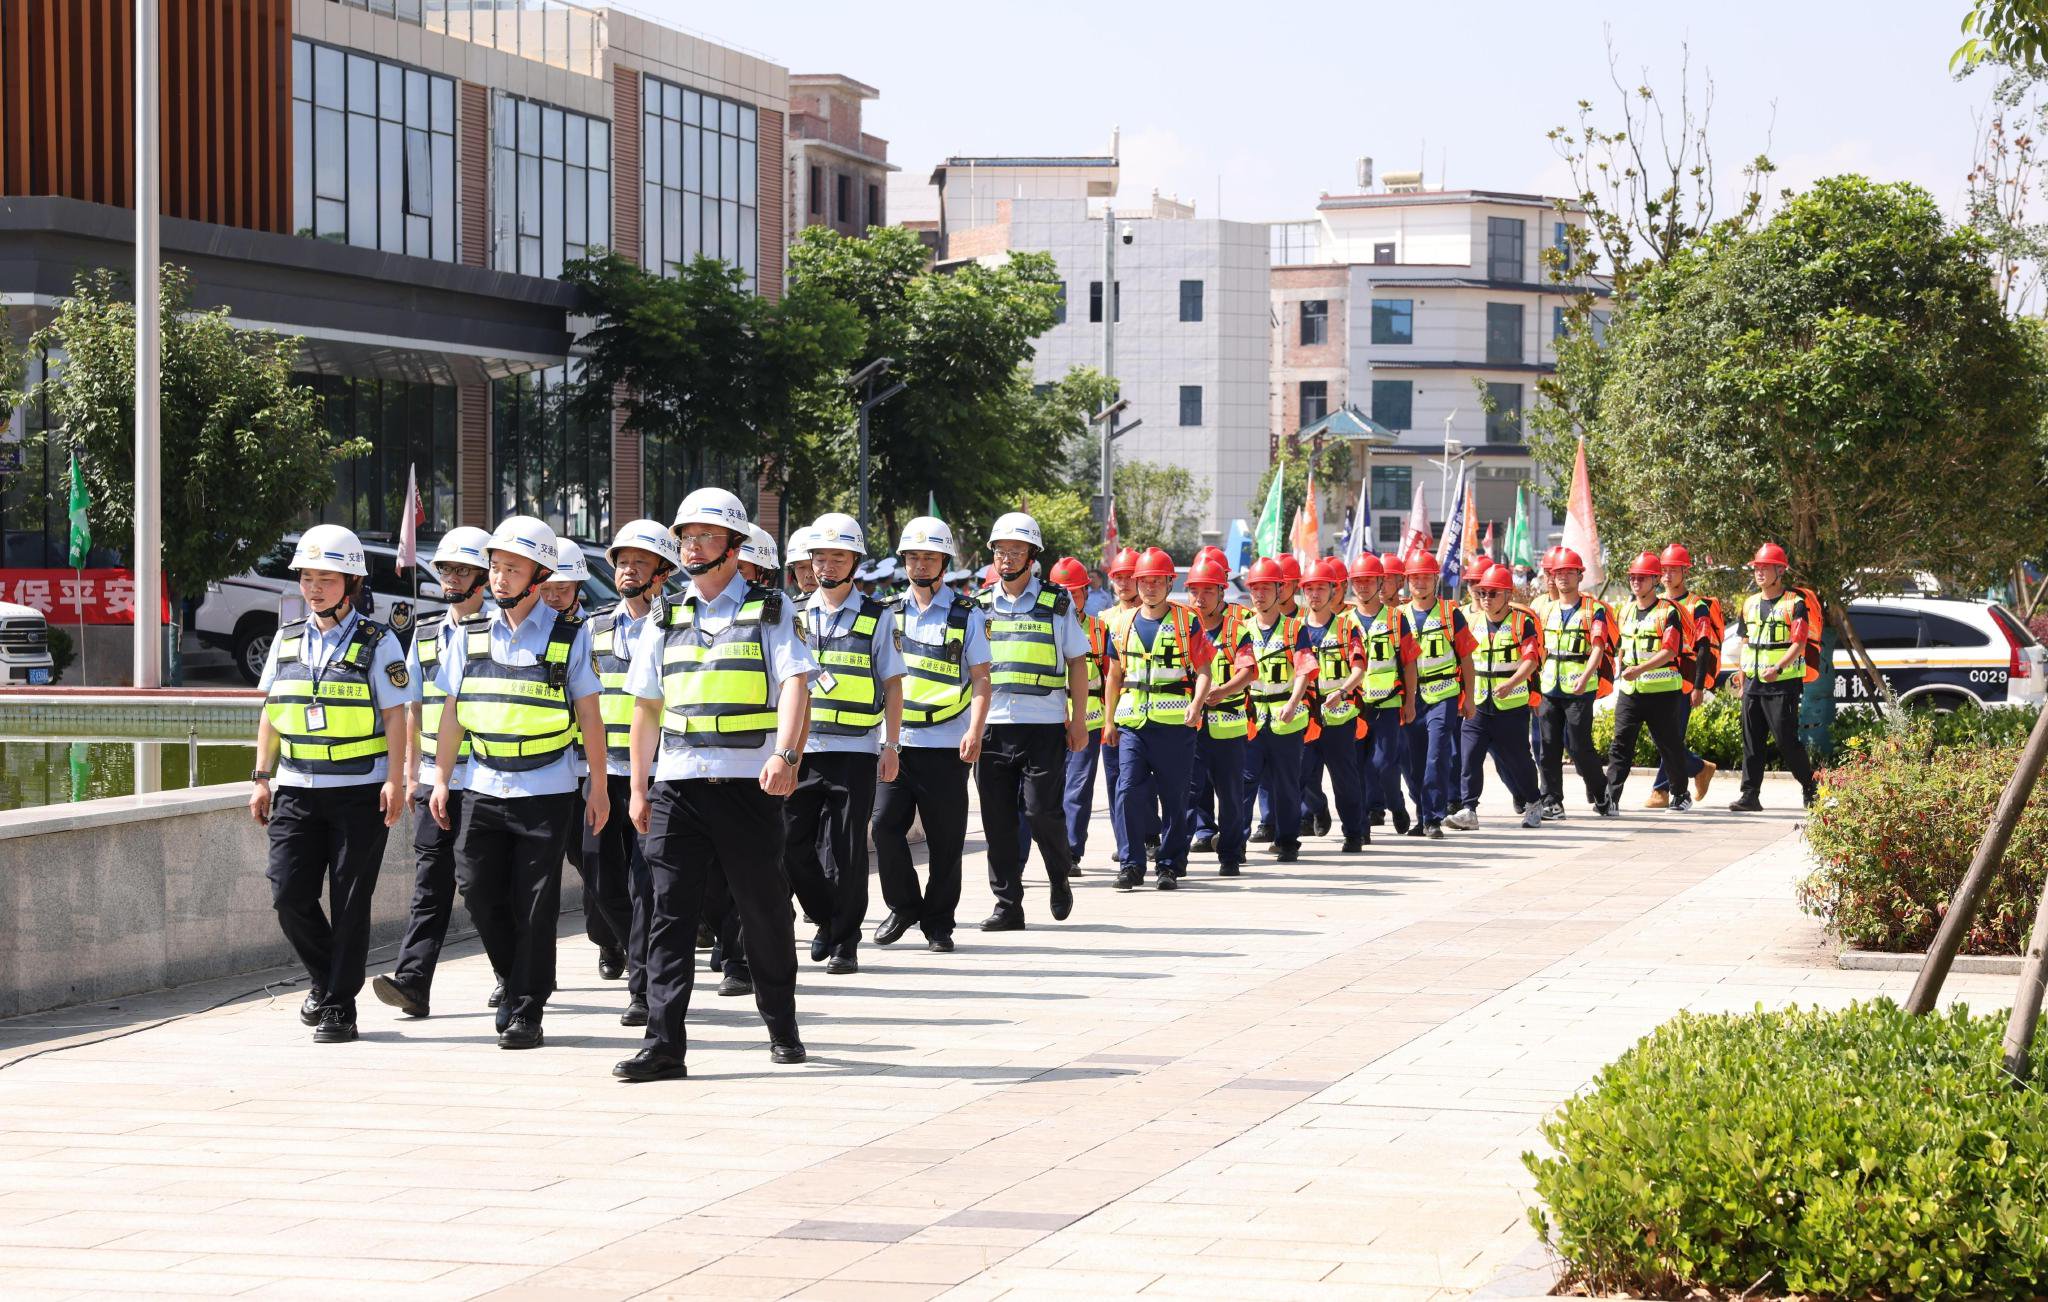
[{"x1": 0, "y1": 782, "x2": 2014, "y2": 1300}]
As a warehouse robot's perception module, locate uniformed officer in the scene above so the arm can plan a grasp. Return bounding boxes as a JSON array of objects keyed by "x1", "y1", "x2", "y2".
[
  {"x1": 1238, "y1": 557, "x2": 1316, "y2": 864},
  {"x1": 1299, "y1": 556, "x2": 1370, "y2": 852},
  {"x1": 1101, "y1": 547, "x2": 1214, "y2": 890},
  {"x1": 1448, "y1": 562, "x2": 1545, "y2": 830},
  {"x1": 1399, "y1": 552, "x2": 1477, "y2": 839},
  {"x1": 1184, "y1": 556, "x2": 1257, "y2": 875},
  {"x1": 785, "y1": 525, "x2": 819, "y2": 597},
  {"x1": 371, "y1": 525, "x2": 491, "y2": 1020},
  {"x1": 591, "y1": 520, "x2": 681, "y2": 1029},
  {"x1": 786, "y1": 511, "x2": 905, "y2": 975},
  {"x1": 975, "y1": 512, "x2": 1090, "y2": 930},
  {"x1": 250, "y1": 524, "x2": 416, "y2": 1043},
  {"x1": 1604, "y1": 551, "x2": 1695, "y2": 812},
  {"x1": 739, "y1": 524, "x2": 779, "y2": 587},
  {"x1": 1046, "y1": 557, "x2": 1108, "y2": 865},
  {"x1": 1728, "y1": 542, "x2": 1819, "y2": 811},
  {"x1": 872, "y1": 516, "x2": 991, "y2": 952},
  {"x1": 1537, "y1": 548, "x2": 1614, "y2": 819},
  {"x1": 615, "y1": 488, "x2": 817, "y2": 1082},
  {"x1": 428, "y1": 516, "x2": 609, "y2": 1050}
]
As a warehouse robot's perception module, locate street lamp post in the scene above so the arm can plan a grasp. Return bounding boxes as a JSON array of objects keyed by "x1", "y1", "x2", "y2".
[
  {"x1": 847, "y1": 357, "x2": 904, "y2": 545},
  {"x1": 134, "y1": 0, "x2": 163, "y2": 688},
  {"x1": 1099, "y1": 206, "x2": 1118, "y2": 527}
]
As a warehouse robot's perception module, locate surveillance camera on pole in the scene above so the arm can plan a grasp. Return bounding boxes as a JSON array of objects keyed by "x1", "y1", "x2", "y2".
[
  {"x1": 1089, "y1": 397, "x2": 1130, "y2": 425},
  {"x1": 845, "y1": 356, "x2": 894, "y2": 389}
]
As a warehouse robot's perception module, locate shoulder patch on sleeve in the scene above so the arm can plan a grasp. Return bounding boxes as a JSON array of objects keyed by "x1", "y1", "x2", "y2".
[{"x1": 385, "y1": 660, "x2": 411, "y2": 689}]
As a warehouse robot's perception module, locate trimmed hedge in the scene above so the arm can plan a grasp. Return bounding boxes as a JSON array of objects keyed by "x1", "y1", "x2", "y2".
[
  {"x1": 1593, "y1": 695, "x2": 2040, "y2": 771},
  {"x1": 1800, "y1": 727, "x2": 2048, "y2": 953},
  {"x1": 1527, "y1": 1001, "x2": 2048, "y2": 1300}
]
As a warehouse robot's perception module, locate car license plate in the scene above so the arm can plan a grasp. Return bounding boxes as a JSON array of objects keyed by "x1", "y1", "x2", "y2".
[{"x1": 28, "y1": 667, "x2": 50, "y2": 685}]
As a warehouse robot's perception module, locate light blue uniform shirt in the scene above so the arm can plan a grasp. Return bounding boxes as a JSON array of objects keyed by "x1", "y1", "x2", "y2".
[
  {"x1": 802, "y1": 591, "x2": 906, "y2": 757},
  {"x1": 625, "y1": 576, "x2": 817, "y2": 782},
  {"x1": 598, "y1": 599, "x2": 654, "y2": 779},
  {"x1": 259, "y1": 608, "x2": 418, "y2": 789},
  {"x1": 408, "y1": 613, "x2": 468, "y2": 792},
  {"x1": 983, "y1": 578, "x2": 1090, "y2": 726},
  {"x1": 435, "y1": 601, "x2": 601, "y2": 800},
  {"x1": 895, "y1": 585, "x2": 990, "y2": 752},
  {"x1": 1085, "y1": 586, "x2": 1114, "y2": 617}
]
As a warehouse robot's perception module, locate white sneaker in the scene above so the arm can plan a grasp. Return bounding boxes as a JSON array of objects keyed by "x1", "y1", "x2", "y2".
[
  {"x1": 1443, "y1": 808, "x2": 1479, "y2": 831},
  {"x1": 1521, "y1": 805, "x2": 1544, "y2": 828}
]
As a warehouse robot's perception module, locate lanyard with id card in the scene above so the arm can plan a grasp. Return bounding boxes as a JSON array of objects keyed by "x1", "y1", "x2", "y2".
[{"x1": 303, "y1": 620, "x2": 349, "y2": 733}]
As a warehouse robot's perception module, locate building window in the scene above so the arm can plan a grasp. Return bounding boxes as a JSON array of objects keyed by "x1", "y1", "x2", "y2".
[
  {"x1": 1179, "y1": 385, "x2": 1203, "y2": 427},
  {"x1": 642, "y1": 76, "x2": 759, "y2": 284},
  {"x1": 809, "y1": 166, "x2": 822, "y2": 216},
  {"x1": 1370, "y1": 299, "x2": 1413, "y2": 345},
  {"x1": 292, "y1": 39, "x2": 456, "y2": 261},
  {"x1": 1487, "y1": 216, "x2": 1525, "y2": 281},
  {"x1": 1179, "y1": 279, "x2": 1204, "y2": 322},
  {"x1": 1485, "y1": 381, "x2": 1523, "y2": 444},
  {"x1": 493, "y1": 363, "x2": 612, "y2": 543},
  {"x1": 1300, "y1": 299, "x2": 1328, "y2": 346},
  {"x1": 867, "y1": 182, "x2": 881, "y2": 228},
  {"x1": 1089, "y1": 280, "x2": 1120, "y2": 323},
  {"x1": 1299, "y1": 380, "x2": 1328, "y2": 428},
  {"x1": 835, "y1": 173, "x2": 851, "y2": 223},
  {"x1": 1554, "y1": 307, "x2": 1613, "y2": 346},
  {"x1": 1486, "y1": 303, "x2": 1524, "y2": 363},
  {"x1": 1054, "y1": 281, "x2": 1067, "y2": 325},
  {"x1": 1552, "y1": 220, "x2": 1568, "y2": 264},
  {"x1": 1373, "y1": 241, "x2": 1395, "y2": 265},
  {"x1": 492, "y1": 93, "x2": 610, "y2": 280},
  {"x1": 1371, "y1": 464, "x2": 1411, "y2": 512},
  {"x1": 1371, "y1": 379, "x2": 1413, "y2": 431},
  {"x1": 1377, "y1": 515, "x2": 1404, "y2": 546},
  {"x1": 305, "y1": 374, "x2": 460, "y2": 535}
]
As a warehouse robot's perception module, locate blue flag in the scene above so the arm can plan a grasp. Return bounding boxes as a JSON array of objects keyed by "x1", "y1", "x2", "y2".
[{"x1": 1439, "y1": 469, "x2": 1467, "y2": 592}]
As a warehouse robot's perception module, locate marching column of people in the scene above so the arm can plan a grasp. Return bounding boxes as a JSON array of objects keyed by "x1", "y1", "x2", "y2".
[{"x1": 254, "y1": 501, "x2": 1826, "y2": 1073}]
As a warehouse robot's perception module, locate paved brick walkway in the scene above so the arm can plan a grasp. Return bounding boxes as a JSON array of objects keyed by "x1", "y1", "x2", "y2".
[{"x1": 0, "y1": 781, "x2": 2011, "y2": 1300}]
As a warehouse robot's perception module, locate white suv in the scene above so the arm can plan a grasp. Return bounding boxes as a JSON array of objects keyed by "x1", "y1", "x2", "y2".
[
  {"x1": 194, "y1": 535, "x2": 451, "y2": 684},
  {"x1": 1718, "y1": 595, "x2": 2045, "y2": 710},
  {"x1": 0, "y1": 601, "x2": 56, "y2": 685}
]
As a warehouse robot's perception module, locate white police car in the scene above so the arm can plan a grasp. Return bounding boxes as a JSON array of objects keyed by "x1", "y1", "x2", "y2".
[
  {"x1": 1721, "y1": 595, "x2": 2045, "y2": 710},
  {"x1": 0, "y1": 601, "x2": 55, "y2": 685}
]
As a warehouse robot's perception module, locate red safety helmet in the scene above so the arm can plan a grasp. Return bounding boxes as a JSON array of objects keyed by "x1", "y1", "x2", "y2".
[
  {"x1": 1318, "y1": 556, "x2": 1352, "y2": 586},
  {"x1": 1550, "y1": 547, "x2": 1585, "y2": 573},
  {"x1": 1134, "y1": 547, "x2": 1176, "y2": 580},
  {"x1": 1277, "y1": 555, "x2": 1303, "y2": 584},
  {"x1": 1186, "y1": 558, "x2": 1228, "y2": 588},
  {"x1": 1107, "y1": 547, "x2": 1141, "y2": 578},
  {"x1": 1750, "y1": 542, "x2": 1790, "y2": 568},
  {"x1": 1245, "y1": 557, "x2": 1284, "y2": 587},
  {"x1": 1194, "y1": 544, "x2": 1227, "y2": 569},
  {"x1": 1349, "y1": 552, "x2": 1385, "y2": 580},
  {"x1": 1475, "y1": 563, "x2": 1515, "y2": 592},
  {"x1": 1047, "y1": 556, "x2": 1091, "y2": 591},
  {"x1": 1659, "y1": 543, "x2": 1692, "y2": 569},
  {"x1": 1627, "y1": 550, "x2": 1664, "y2": 579},
  {"x1": 1405, "y1": 551, "x2": 1441, "y2": 577}
]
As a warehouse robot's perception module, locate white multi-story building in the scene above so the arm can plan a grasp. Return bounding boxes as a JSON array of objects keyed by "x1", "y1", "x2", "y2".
[
  {"x1": 1270, "y1": 182, "x2": 1602, "y2": 554},
  {"x1": 926, "y1": 154, "x2": 1271, "y2": 540}
]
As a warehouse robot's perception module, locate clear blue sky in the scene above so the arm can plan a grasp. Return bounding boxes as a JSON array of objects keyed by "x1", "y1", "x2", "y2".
[{"x1": 628, "y1": 0, "x2": 1994, "y2": 224}]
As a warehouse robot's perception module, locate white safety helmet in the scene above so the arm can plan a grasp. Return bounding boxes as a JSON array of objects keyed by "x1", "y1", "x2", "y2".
[
  {"x1": 809, "y1": 511, "x2": 866, "y2": 557},
  {"x1": 290, "y1": 524, "x2": 369, "y2": 577},
  {"x1": 987, "y1": 511, "x2": 1043, "y2": 550},
  {"x1": 671, "y1": 487, "x2": 751, "y2": 540},
  {"x1": 739, "y1": 524, "x2": 781, "y2": 571},
  {"x1": 430, "y1": 526, "x2": 492, "y2": 570},
  {"x1": 897, "y1": 515, "x2": 957, "y2": 559},
  {"x1": 547, "y1": 538, "x2": 590, "y2": 584},
  {"x1": 785, "y1": 525, "x2": 817, "y2": 566},
  {"x1": 606, "y1": 518, "x2": 681, "y2": 571},
  {"x1": 486, "y1": 515, "x2": 559, "y2": 575}
]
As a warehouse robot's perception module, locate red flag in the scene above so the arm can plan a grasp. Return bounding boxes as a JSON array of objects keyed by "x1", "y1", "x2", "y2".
[
  {"x1": 1101, "y1": 499, "x2": 1119, "y2": 568},
  {"x1": 397, "y1": 464, "x2": 423, "y2": 572},
  {"x1": 1480, "y1": 520, "x2": 1496, "y2": 559},
  {"x1": 1562, "y1": 437, "x2": 1604, "y2": 586}
]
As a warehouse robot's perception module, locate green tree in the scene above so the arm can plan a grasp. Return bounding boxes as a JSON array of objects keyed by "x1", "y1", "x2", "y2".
[
  {"x1": 1585, "y1": 175, "x2": 2048, "y2": 740},
  {"x1": 1249, "y1": 439, "x2": 1353, "y2": 551},
  {"x1": 1113, "y1": 459, "x2": 1202, "y2": 556},
  {"x1": 1956, "y1": 0, "x2": 2048, "y2": 70},
  {"x1": 31, "y1": 265, "x2": 344, "y2": 605}
]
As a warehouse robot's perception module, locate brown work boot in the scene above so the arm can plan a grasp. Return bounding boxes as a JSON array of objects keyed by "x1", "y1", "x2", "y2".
[
  {"x1": 1693, "y1": 761, "x2": 1718, "y2": 801},
  {"x1": 1644, "y1": 789, "x2": 1671, "y2": 809}
]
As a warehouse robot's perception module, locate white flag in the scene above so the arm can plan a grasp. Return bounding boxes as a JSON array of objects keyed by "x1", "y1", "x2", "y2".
[
  {"x1": 1400, "y1": 481, "x2": 1431, "y2": 565},
  {"x1": 397, "y1": 464, "x2": 422, "y2": 573},
  {"x1": 1561, "y1": 437, "x2": 1604, "y2": 588}
]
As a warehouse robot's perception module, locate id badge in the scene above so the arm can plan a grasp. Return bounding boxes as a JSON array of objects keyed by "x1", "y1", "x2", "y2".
[
  {"x1": 815, "y1": 669, "x2": 840, "y2": 693},
  {"x1": 304, "y1": 703, "x2": 329, "y2": 733}
]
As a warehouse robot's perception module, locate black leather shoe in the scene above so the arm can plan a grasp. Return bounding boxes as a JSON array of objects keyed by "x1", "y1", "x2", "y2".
[
  {"x1": 1312, "y1": 812, "x2": 1332, "y2": 837},
  {"x1": 809, "y1": 925, "x2": 832, "y2": 963},
  {"x1": 1190, "y1": 832, "x2": 1217, "y2": 854},
  {"x1": 707, "y1": 942, "x2": 724, "y2": 974},
  {"x1": 299, "y1": 989, "x2": 325, "y2": 1027},
  {"x1": 1391, "y1": 807, "x2": 1411, "y2": 835},
  {"x1": 825, "y1": 952, "x2": 858, "y2": 975},
  {"x1": 696, "y1": 920, "x2": 716, "y2": 948},
  {"x1": 1115, "y1": 865, "x2": 1143, "y2": 891},
  {"x1": 1371, "y1": 809, "x2": 1387, "y2": 827},
  {"x1": 1249, "y1": 822, "x2": 1274, "y2": 844},
  {"x1": 718, "y1": 971, "x2": 753, "y2": 997},
  {"x1": 311, "y1": 1006, "x2": 356, "y2": 1044},
  {"x1": 487, "y1": 976, "x2": 505, "y2": 1009},
  {"x1": 1276, "y1": 844, "x2": 1299, "y2": 863},
  {"x1": 979, "y1": 910, "x2": 1025, "y2": 932},
  {"x1": 498, "y1": 1019, "x2": 543, "y2": 1050},
  {"x1": 620, "y1": 997, "x2": 649, "y2": 1026},
  {"x1": 926, "y1": 934, "x2": 955, "y2": 953},
  {"x1": 770, "y1": 1039, "x2": 807, "y2": 1065},
  {"x1": 598, "y1": 946, "x2": 626, "y2": 981},
  {"x1": 1341, "y1": 836, "x2": 1365, "y2": 853},
  {"x1": 1728, "y1": 794, "x2": 1764, "y2": 811},
  {"x1": 1067, "y1": 846, "x2": 1085, "y2": 875},
  {"x1": 873, "y1": 912, "x2": 913, "y2": 946},
  {"x1": 1155, "y1": 871, "x2": 1178, "y2": 891},
  {"x1": 613, "y1": 1045, "x2": 686, "y2": 1081},
  {"x1": 1049, "y1": 879, "x2": 1074, "y2": 921},
  {"x1": 1402, "y1": 824, "x2": 1424, "y2": 837},
  {"x1": 1219, "y1": 862, "x2": 1242, "y2": 877},
  {"x1": 371, "y1": 974, "x2": 429, "y2": 1019}
]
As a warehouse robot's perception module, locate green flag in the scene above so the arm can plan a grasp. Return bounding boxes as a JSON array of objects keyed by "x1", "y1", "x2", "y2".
[
  {"x1": 1254, "y1": 470, "x2": 1285, "y2": 559},
  {"x1": 1505, "y1": 483, "x2": 1534, "y2": 570},
  {"x1": 67, "y1": 450, "x2": 90, "y2": 568},
  {"x1": 928, "y1": 490, "x2": 940, "y2": 523}
]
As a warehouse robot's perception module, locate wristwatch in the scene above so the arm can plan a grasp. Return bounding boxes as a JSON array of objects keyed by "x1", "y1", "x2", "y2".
[
  {"x1": 251, "y1": 769, "x2": 273, "y2": 782},
  {"x1": 883, "y1": 740, "x2": 903, "y2": 753},
  {"x1": 775, "y1": 747, "x2": 799, "y2": 766}
]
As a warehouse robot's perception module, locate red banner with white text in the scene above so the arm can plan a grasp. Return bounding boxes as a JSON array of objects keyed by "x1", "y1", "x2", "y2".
[{"x1": 0, "y1": 569, "x2": 173, "y2": 624}]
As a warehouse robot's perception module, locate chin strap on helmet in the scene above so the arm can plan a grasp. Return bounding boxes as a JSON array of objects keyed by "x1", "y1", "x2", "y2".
[
  {"x1": 814, "y1": 567, "x2": 853, "y2": 591},
  {"x1": 682, "y1": 539, "x2": 735, "y2": 578},
  {"x1": 311, "y1": 578, "x2": 359, "y2": 624}
]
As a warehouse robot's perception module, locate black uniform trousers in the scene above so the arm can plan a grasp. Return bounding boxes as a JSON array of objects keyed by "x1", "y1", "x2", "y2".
[
  {"x1": 975, "y1": 722, "x2": 1073, "y2": 916},
  {"x1": 783, "y1": 751, "x2": 878, "y2": 959},
  {"x1": 392, "y1": 786, "x2": 463, "y2": 991},
  {"x1": 1740, "y1": 687, "x2": 1816, "y2": 798},
  {"x1": 454, "y1": 791, "x2": 575, "y2": 1028},
  {"x1": 1539, "y1": 692, "x2": 1609, "y2": 807},
  {"x1": 873, "y1": 744, "x2": 969, "y2": 941},
  {"x1": 578, "y1": 772, "x2": 638, "y2": 965},
  {"x1": 642, "y1": 778, "x2": 798, "y2": 1059},
  {"x1": 266, "y1": 783, "x2": 391, "y2": 1016},
  {"x1": 1604, "y1": 689, "x2": 1691, "y2": 802}
]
